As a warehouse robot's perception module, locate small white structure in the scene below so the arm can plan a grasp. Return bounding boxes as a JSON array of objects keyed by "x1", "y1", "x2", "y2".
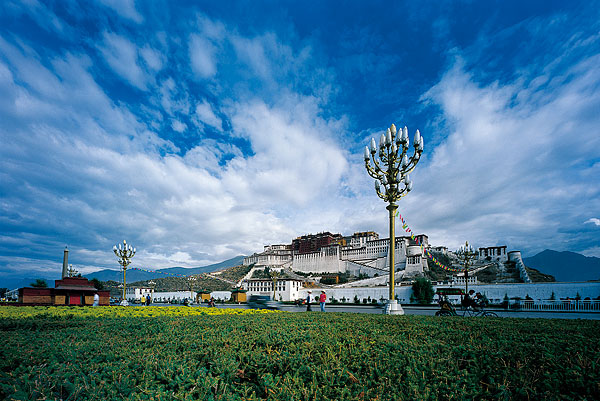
[
  {"x1": 243, "y1": 278, "x2": 303, "y2": 302},
  {"x1": 243, "y1": 244, "x2": 293, "y2": 266},
  {"x1": 439, "y1": 275, "x2": 478, "y2": 286},
  {"x1": 508, "y1": 251, "x2": 531, "y2": 283},
  {"x1": 478, "y1": 246, "x2": 508, "y2": 262},
  {"x1": 152, "y1": 291, "x2": 196, "y2": 303},
  {"x1": 5, "y1": 288, "x2": 19, "y2": 301},
  {"x1": 210, "y1": 291, "x2": 232, "y2": 301},
  {"x1": 125, "y1": 287, "x2": 154, "y2": 302},
  {"x1": 404, "y1": 245, "x2": 426, "y2": 277},
  {"x1": 430, "y1": 246, "x2": 448, "y2": 254}
]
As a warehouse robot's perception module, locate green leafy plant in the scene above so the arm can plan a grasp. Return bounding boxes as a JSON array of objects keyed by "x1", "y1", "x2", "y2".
[
  {"x1": 411, "y1": 277, "x2": 434, "y2": 304},
  {"x1": 29, "y1": 279, "x2": 48, "y2": 288}
]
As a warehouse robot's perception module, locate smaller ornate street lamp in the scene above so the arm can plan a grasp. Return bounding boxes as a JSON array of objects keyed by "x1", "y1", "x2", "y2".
[
  {"x1": 270, "y1": 270, "x2": 282, "y2": 302},
  {"x1": 67, "y1": 264, "x2": 79, "y2": 277},
  {"x1": 186, "y1": 276, "x2": 197, "y2": 302},
  {"x1": 456, "y1": 241, "x2": 477, "y2": 295},
  {"x1": 113, "y1": 240, "x2": 136, "y2": 305}
]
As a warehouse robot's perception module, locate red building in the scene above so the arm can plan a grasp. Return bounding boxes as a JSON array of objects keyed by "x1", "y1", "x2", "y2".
[
  {"x1": 19, "y1": 277, "x2": 109, "y2": 306},
  {"x1": 292, "y1": 232, "x2": 345, "y2": 254}
]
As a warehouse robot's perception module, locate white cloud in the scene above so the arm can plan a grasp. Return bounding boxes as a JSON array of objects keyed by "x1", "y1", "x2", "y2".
[
  {"x1": 403, "y1": 54, "x2": 600, "y2": 253},
  {"x1": 171, "y1": 119, "x2": 187, "y2": 133},
  {"x1": 98, "y1": 0, "x2": 143, "y2": 23},
  {"x1": 99, "y1": 32, "x2": 150, "y2": 90},
  {"x1": 169, "y1": 251, "x2": 192, "y2": 264},
  {"x1": 225, "y1": 98, "x2": 348, "y2": 206},
  {"x1": 585, "y1": 218, "x2": 600, "y2": 226},
  {"x1": 8, "y1": 0, "x2": 68, "y2": 35},
  {"x1": 158, "y1": 77, "x2": 190, "y2": 116},
  {"x1": 189, "y1": 35, "x2": 217, "y2": 79},
  {"x1": 231, "y1": 35, "x2": 271, "y2": 79},
  {"x1": 140, "y1": 46, "x2": 164, "y2": 71},
  {"x1": 194, "y1": 100, "x2": 221, "y2": 130},
  {"x1": 581, "y1": 246, "x2": 600, "y2": 258}
]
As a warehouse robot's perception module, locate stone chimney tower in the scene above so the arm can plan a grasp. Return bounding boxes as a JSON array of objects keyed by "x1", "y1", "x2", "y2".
[{"x1": 62, "y1": 246, "x2": 69, "y2": 279}]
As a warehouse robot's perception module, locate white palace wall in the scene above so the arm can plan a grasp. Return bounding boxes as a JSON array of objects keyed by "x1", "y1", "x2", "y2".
[{"x1": 292, "y1": 246, "x2": 343, "y2": 273}]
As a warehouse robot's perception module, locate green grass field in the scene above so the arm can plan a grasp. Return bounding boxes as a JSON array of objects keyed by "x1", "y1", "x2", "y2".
[{"x1": 1, "y1": 307, "x2": 599, "y2": 400}]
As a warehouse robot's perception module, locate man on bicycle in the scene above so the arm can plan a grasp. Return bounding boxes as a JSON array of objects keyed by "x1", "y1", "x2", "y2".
[{"x1": 462, "y1": 290, "x2": 479, "y2": 310}]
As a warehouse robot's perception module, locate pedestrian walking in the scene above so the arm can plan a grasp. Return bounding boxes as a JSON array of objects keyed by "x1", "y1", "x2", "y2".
[
  {"x1": 92, "y1": 293, "x2": 99, "y2": 307},
  {"x1": 306, "y1": 291, "x2": 312, "y2": 311},
  {"x1": 319, "y1": 291, "x2": 327, "y2": 312},
  {"x1": 146, "y1": 294, "x2": 151, "y2": 306}
]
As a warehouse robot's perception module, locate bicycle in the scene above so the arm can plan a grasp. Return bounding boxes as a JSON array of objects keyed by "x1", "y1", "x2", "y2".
[
  {"x1": 460, "y1": 305, "x2": 498, "y2": 318},
  {"x1": 435, "y1": 300, "x2": 498, "y2": 317}
]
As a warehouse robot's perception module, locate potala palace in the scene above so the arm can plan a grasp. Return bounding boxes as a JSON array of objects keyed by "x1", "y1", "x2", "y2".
[
  {"x1": 236, "y1": 230, "x2": 600, "y2": 307},
  {"x1": 240, "y1": 231, "x2": 525, "y2": 300},
  {"x1": 243, "y1": 231, "x2": 432, "y2": 278}
]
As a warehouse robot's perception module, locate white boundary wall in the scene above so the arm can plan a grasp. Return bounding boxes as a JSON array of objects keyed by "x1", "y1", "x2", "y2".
[{"x1": 295, "y1": 281, "x2": 600, "y2": 304}]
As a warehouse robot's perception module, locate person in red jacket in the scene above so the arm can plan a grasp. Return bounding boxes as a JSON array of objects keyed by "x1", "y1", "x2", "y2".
[{"x1": 319, "y1": 291, "x2": 327, "y2": 312}]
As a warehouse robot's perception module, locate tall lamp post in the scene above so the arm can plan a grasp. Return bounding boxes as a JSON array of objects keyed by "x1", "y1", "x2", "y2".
[
  {"x1": 364, "y1": 123, "x2": 423, "y2": 314},
  {"x1": 113, "y1": 240, "x2": 136, "y2": 306},
  {"x1": 186, "y1": 276, "x2": 197, "y2": 303},
  {"x1": 456, "y1": 241, "x2": 477, "y2": 295}
]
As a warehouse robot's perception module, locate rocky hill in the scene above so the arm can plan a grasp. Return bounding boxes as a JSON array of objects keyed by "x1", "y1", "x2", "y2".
[{"x1": 101, "y1": 264, "x2": 252, "y2": 297}]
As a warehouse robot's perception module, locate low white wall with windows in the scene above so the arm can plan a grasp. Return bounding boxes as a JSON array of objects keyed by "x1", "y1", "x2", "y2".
[
  {"x1": 210, "y1": 291, "x2": 232, "y2": 301},
  {"x1": 152, "y1": 291, "x2": 196, "y2": 303},
  {"x1": 125, "y1": 287, "x2": 154, "y2": 302},
  {"x1": 243, "y1": 278, "x2": 303, "y2": 301}
]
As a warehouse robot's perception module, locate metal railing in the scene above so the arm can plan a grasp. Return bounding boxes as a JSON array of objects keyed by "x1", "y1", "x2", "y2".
[{"x1": 514, "y1": 299, "x2": 600, "y2": 312}]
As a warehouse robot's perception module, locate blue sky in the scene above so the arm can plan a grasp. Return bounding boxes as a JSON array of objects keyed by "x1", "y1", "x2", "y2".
[{"x1": 1, "y1": 0, "x2": 599, "y2": 285}]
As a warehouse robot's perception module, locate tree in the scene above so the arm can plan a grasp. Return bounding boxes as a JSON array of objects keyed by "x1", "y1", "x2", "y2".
[
  {"x1": 91, "y1": 278, "x2": 105, "y2": 290},
  {"x1": 30, "y1": 279, "x2": 48, "y2": 288},
  {"x1": 411, "y1": 277, "x2": 434, "y2": 305}
]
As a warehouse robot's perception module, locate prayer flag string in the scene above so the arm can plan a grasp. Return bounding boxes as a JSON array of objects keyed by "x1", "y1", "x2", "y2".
[
  {"x1": 395, "y1": 212, "x2": 462, "y2": 273},
  {"x1": 129, "y1": 267, "x2": 192, "y2": 278}
]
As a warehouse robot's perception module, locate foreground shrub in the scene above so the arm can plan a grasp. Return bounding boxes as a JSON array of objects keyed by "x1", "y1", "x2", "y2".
[{"x1": 0, "y1": 306, "x2": 598, "y2": 400}]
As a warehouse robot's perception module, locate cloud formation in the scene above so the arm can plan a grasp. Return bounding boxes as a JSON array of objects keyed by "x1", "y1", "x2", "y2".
[
  {"x1": 586, "y1": 218, "x2": 600, "y2": 227},
  {"x1": 1, "y1": 2, "x2": 599, "y2": 286}
]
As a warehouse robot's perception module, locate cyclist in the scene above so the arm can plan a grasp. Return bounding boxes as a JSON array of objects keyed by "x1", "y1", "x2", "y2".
[
  {"x1": 462, "y1": 290, "x2": 479, "y2": 310},
  {"x1": 474, "y1": 292, "x2": 488, "y2": 311}
]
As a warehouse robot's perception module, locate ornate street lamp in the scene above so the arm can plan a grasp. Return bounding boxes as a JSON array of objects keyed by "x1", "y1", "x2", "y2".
[
  {"x1": 364, "y1": 123, "x2": 423, "y2": 314},
  {"x1": 186, "y1": 276, "x2": 197, "y2": 302},
  {"x1": 456, "y1": 241, "x2": 477, "y2": 295},
  {"x1": 113, "y1": 240, "x2": 136, "y2": 306},
  {"x1": 67, "y1": 264, "x2": 79, "y2": 277},
  {"x1": 270, "y1": 270, "x2": 282, "y2": 302}
]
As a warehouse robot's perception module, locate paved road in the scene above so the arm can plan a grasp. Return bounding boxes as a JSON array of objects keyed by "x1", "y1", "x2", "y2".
[{"x1": 155, "y1": 303, "x2": 600, "y2": 320}]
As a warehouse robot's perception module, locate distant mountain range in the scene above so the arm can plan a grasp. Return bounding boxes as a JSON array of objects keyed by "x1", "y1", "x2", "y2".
[
  {"x1": 84, "y1": 256, "x2": 246, "y2": 282},
  {"x1": 523, "y1": 250, "x2": 600, "y2": 282},
  {"x1": 0, "y1": 256, "x2": 245, "y2": 290}
]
